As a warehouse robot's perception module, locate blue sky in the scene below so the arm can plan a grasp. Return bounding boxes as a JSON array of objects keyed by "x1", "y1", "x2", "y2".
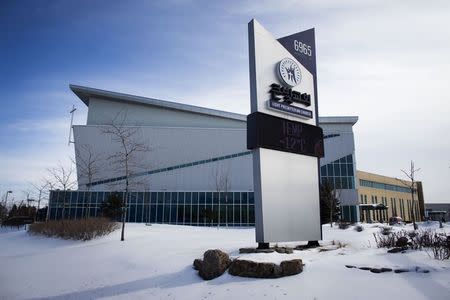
[{"x1": 1, "y1": 0, "x2": 450, "y2": 204}]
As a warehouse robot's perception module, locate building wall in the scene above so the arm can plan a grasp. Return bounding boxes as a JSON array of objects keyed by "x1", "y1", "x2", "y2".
[
  {"x1": 357, "y1": 170, "x2": 423, "y2": 222},
  {"x1": 67, "y1": 87, "x2": 361, "y2": 224},
  {"x1": 425, "y1": 203, "x2": 450, "y2": 222},
  {"x1": 87, "y1": 97, "x2": 245, "y2": 129}
]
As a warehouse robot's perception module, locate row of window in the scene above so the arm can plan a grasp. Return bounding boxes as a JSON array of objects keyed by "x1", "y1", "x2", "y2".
[
  {"x1": 49, "y1": 191, "x2": 256, "y2": 226},
  {"x1": 89, "y1": 151, "x2": 252, "y2": 187},
  {"x1": 320, "y1": 155, "x2": 355, "y2": 190},
  {"x1": 359, "y1": 194, "x2": 419, "y2": 221},
  {"x1": 359, "y1": 179, "x2": 411, "y2": 194},
  {"x1": 50, "y1": 191, "x2": 254, "y2": 206}
]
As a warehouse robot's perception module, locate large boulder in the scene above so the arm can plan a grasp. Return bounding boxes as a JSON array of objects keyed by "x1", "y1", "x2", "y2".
[
  {"x1": 229, "y1": 259, "x2": 303, "y2": 278},
  {"x1": 280, "y1": 259, "x2": 303, "y2": 276},
  {"x1": 194, "y1": 249, "x2": 231, "y2": 280},
  {"x1": 229, "y1": 260, "x2": 282, "y2": 278}
]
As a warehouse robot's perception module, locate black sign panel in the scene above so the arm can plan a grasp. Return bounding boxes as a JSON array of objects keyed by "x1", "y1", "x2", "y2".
[{"x1": 247, "y1": 112, "x2": 324, "y2": 158}]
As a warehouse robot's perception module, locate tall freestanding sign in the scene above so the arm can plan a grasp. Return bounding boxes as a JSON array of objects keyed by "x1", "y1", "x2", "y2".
[{"x1": 247, "y1": 19, "x2": 324, "y2": 245}]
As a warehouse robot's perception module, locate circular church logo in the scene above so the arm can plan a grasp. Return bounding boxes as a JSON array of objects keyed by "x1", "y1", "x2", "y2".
[{"x1": 278, "y1": 58, "x2": 301, "y2": 87}]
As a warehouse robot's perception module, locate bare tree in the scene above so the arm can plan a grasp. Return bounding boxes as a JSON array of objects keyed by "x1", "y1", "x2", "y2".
[
  {"x1": 211, "y1": 163, "x2": 231, "y2": 227},
  {"x1": 102, "y1": 115, "x2": 151, "y2": 241},
  {"x1": 29, "y1": 179, "x2": 50, "y2": 221},
  {"x1": 47, "y1": 163, "x2": 77, "y2": 219},
  {"x1": 73, "y1": 144, "x2": 103, "y2": 218},
  {"x1": 397, "y1": 160, "x2": 420, "y2": 230}
]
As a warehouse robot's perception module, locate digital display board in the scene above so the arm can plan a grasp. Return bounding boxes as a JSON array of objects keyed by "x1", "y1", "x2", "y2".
[{"x1": 247, "y1": 112, "x2": 324, "y2": 158}]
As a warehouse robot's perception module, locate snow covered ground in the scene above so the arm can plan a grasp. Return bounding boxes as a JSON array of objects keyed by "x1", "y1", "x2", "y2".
[{"x1": 1, "y1": 222, "x2": 449, "y2": 300}]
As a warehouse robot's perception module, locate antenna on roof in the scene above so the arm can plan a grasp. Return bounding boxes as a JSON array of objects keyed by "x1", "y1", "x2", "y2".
[{"x1": 68, "y1": 105, "x2": 77, "y2": 146}]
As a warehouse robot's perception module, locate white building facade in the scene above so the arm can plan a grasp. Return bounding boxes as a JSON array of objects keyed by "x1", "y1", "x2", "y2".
[{"x1": 49, "y1": 85, "x2": 359, "y2": 224}]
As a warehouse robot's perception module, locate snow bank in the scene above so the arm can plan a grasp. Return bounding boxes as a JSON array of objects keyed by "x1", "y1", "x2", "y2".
[{"x1": 0, "y1": 222, "x2": 449, "y2": 300}]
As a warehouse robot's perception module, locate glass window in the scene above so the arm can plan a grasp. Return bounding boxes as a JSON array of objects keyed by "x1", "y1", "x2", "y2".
[
  {"x1": 347, "y1": 164, "x2": 354, "y2": 176},
  {"x1": 171, "y1": 192, "x2": 177, "y2": 204},
  {"x1": 208, "y1": 192, "x2": 214, "y2": 204},
  {"x1": 248, "y1": 192, "x2": 254, "y2": 204},
  {"x1": 347, "y1": 155, "x2": 353, "y2": 163},
  {"x1": 341, "y1": 177, "x2": 348, "y2": 189},
  {"x1": 150, "y1": 204, "x2": 156, "y2": 222},
  {"x1": 327, "y1": 164, "x2": 333, "y2": 176},
  {"x1": 136, "y1": 205, "x2": 143, "y2": 223},
  {"x1": 156, "y1": 205, "x2": 163, "y2": 223},
  {"x1": 233, "y1": 192, "x2": 240, "y2": 205},
  {"x1": 220, "y1": 192, "x2": 227, "y2": 204},
  {"x1": 234, "y1": 205, "x2": 241, "y2": 225},
  {"x1": 249, "y1": 205, "x2": 255, "y2": 225},
  {"x1": 199, "y1": 192, "x2": 206, "y2": 205},
  {"x1": 320, "y1": 165, "x2": 327, "y2": 177},
  {"x1": 178, "y1": 192, "x2": 185, "y2": 205},
  {"x1": 184, "y1": 204, "x2": 191, "y2": 224},
  {"x1": 333, "y1": 164, "x2": 340, "y2": 177},
  {"x1": 339, "y1": 156, "x2": 347, "y2": 163},
  {"x1": 192, "y1": 205, "x2": 198, "y2": 225},
  {"x1": 185, "y1": 192, "x2": 192, "y2": 205},
  {"x1": 241, "y1": 193, "x2": 248, "y2": 205},
  {"x1": 341, "y1": 164, "x2": 348, "y2": 176},
  {"x1": 157, "y1": 192, "x2": 164, "y2": 204},
  {"x1": 192, "y1": 192, "x2": 199, "y2": 204}
]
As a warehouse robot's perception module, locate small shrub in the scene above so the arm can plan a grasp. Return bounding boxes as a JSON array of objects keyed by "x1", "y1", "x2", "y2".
[
  {"x1": 29, "y1": 218, "x2": 119, "y2": 241},
  {"x1": 373, "y1": 229, "x2": 450, "y2": 260},
  {"x1": 354, "y1": 225, "x2": 364, "y2": 232}
]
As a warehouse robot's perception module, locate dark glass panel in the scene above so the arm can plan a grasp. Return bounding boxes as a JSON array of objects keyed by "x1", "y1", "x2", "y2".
[
  {"x1": 137, "y1": 192, "x2": 144, "y2": 204},
  {"x1": 234, "y1": 205, "x2": 241, "y2": 225},
  {"x1": 157, "y1": 192, "x2": 164, "y2": 204},
  {"x1": 199, "y1": 192, "x2": 206, "y2": 205},
  {"x1": 242, "y1": 193, "x2": 248, "y2": 205},
  {"x1": 248, "y1": 192, "x2": 254, "y2": 204},
  {"x1": 227, "y1": 204, "x2": 233, "y2": 225},
  {"x1": 347, "y1": 164, "x2": 354, "y2": 176},
  {"x1": 207, "y1": 192, "x2": 214, "y2": 204},
  {"x1": 333, "y1": 164, "x2": 340, "y2": 177},
  {"x1": 150, "y1": 205, "x2": 157, "y2": 222},
  {"x1": 320, "y1": 165, "x2": 327, "y2": 176},
  {"x1": 192, "y1": 192, "x2": 199, "y2": 204},
  {"x1": 249, "y1": 205, "x2": 255, "y2": 224},
  {"x1": 136, "y1": 205, "x2": 143, "y2": 223},
  {"x1": 241, "y1": 204, "x2": 248, "y2": 224},
  {"x1": 192, "y1": 205, "x2": 198, "y2": 224},
  {"x1": 327, "y1": 164, "x2": 333, "y2": 176},
  {"x1": 233, "y1": 192, "x2": 240, "y2": 205}
]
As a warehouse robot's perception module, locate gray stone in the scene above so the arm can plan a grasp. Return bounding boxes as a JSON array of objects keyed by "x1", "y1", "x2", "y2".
[
  {"x1": 380, "y1": 268, "x2": 392, "y2": 272},
  {"x1": 388, "y1": 247, "x2": 407, "y2": 253},
  {"x1": 370, "y1": 268, "x2": 382, "y2": 273},
  {"x1": 280, "y1": 259, "x2": 303, "y2": 276},
  {"x1": 195, "y1": 249, "x2": 231, "y2": 280},
  {"x1": 394, "y1": 268, "x2": 410, "y2": 273},
  {"x1": 359, "y1": 267, "x2": 371, "y2": 271},
  {"x1": 229, "y1": 259, "x2": 303, "y2": 278},
  {"x1": 229, "y1": 259, "x2": 282, "y2": 278},
  {"x1": 345, "y1": 265, "x2": 356, "y2": 268},
  {"x1": 193, "y1": 258, "x2": 202, "y2": 270}
]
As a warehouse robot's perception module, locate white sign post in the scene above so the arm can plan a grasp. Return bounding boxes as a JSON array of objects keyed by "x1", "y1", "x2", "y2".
[{"x1": 248, "y1": 19, "x2": 323, "y2": 245}]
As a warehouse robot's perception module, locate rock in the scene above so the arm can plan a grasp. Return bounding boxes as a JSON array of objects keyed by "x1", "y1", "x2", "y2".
[
  {"x1": 285, "y1": 248, "x2": 294, "y2": 254},
  {"x1": 380, "y1": 268, "x2": 392, "y2": 272},
  {"x1": 388, "y1": 247, "x2": 407, "y2": 253},
  {"x1": 394, "y1": 268, "x2": 410, "y2": 273},
  {"x1": 229, "y1": 259, "x2": 282, "y2": 278},
  {"x1": 345, "y1": 265, "x2": 356, "y2": 268},
  {"x1": 395, "y1": 237, "x2": 408, "y2": 248},
  {"x1": 274, "y1": 247, "x2": 293, "y2": 254},
  {"x1": 280, "y1": 259, "x2": 303, "y2": 276},
  {"x1": 195, "y1": 249, "x2": 231, "y2": 280},
  {"x1": 239, "y1": 248, "x2": 256, "y2": 254},
  {"x1": 193, "y1": 258, "x2": 202, "y2": 270},
  {"x1": 359, "y1": 267, "x2": 371, "y2": 271},
  {"x1": 370, "y1": 268, "x2": 382, "y2": 273}
]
